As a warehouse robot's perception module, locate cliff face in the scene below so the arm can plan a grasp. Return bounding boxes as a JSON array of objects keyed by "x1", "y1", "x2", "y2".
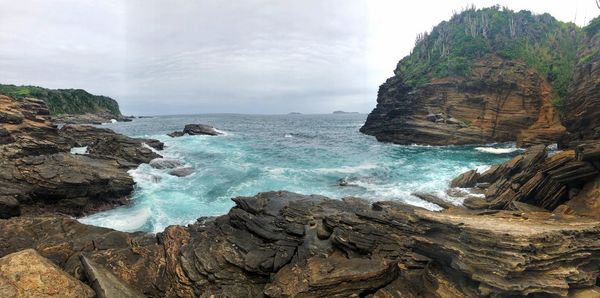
[
  {"x1": 0, "y1": 84, "x2": 122, "y2": 117},
  {"x1": 0, "y1": 95, "x2": 162, "y2": 218},
  {"x1": 361, "y1": 55, "x2": 565, "y2": 146},
  {"x1": 361, "y1": 7, "x2": 583, "y2": 147},
  {"x1": 561, "y1": 21, "x2": 600, "y2": 146}
]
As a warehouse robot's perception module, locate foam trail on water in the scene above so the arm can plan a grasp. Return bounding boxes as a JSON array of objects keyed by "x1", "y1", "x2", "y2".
[{"x1": 475, "y1": 147, "x2": 521, "y2": 154}]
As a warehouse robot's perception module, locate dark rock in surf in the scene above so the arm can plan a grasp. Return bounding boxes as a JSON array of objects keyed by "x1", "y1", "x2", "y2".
[
  {"x1": 169, "y1": 167, "x2": 194, "y2": 177},
  {"x1": 150, "y1": 158, "x2": 184, "y2": 169},
  {"x1": 168, "y1": 123, "x2": 221, "y2": 137}
]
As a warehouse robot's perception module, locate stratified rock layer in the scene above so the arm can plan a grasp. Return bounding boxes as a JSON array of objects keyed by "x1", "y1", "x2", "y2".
[
  {"x1": 0, "y1": 95, "x2": 162, "y2": 217},
  {"x1": 1, "y1": 191, "x2": 599, "y2": 297},
  {"x1": 452, "y1": 141, "x2": 600, "y2": 215},
  {"x1": 361, "y1": 55, "x2": 565, "y2": 146},
  {"x1": 561, "y1": 29, "x2": 600, "y2": 146}
]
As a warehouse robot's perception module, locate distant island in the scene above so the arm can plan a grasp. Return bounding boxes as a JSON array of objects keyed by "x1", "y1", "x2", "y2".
[
  {"x1": 288, "y1": 112, "x2": 302, "y2": 115},
  {"x1": 332, "y1": 110, "x2": 359, "y2": 114}
]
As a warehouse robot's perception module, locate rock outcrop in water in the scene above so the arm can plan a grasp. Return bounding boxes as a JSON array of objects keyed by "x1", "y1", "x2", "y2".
[
  {"x1": 360, "y1": 9, "x2": 600, "y2": 147},
  {"x1": 168, "y1": 123, "x2": 222, "y2": 137},
  {"x1": 0, "y1": 95, "x2": 163, "y2": 218},
  {"x1": 1, "y1": 191, "x2": 599, "y2": 297},
  {"x1": 361, "y1": 55, "x2": 565, "y2": 146}
]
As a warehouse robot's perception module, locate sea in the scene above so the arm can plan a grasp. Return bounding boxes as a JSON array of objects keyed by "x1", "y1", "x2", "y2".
[{"x1": 79, "y1": 113, "x2": 519, "y2": 233}]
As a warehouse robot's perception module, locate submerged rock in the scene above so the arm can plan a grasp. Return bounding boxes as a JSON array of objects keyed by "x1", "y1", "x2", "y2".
[
  {"x1": 169, "y1": 166, "x2": 194, "y2": 177},
  {"x1": 149, "y1": 158, "x2": 183, "y2": 169},
  {"x1": 0, "y1": 249, "x2": 95, "y2": 298}
]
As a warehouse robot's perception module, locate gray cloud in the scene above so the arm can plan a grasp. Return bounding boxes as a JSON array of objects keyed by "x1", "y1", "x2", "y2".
[{"x1": 0, "y1": 0, "x2": 597, "y2": 115}]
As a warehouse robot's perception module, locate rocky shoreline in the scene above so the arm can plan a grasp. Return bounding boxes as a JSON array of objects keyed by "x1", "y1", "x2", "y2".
[{"x1": 2, "y1": 93, "x2": 600, "y2": 297}]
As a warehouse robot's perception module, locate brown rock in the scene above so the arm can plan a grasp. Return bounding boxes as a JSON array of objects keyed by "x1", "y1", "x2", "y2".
[
  {"x1": 361, "y1": 55, "x2": 565, "y2": 146},
  {"x1": 0, "y1": 249, "x2": 95, "y2": 298}
]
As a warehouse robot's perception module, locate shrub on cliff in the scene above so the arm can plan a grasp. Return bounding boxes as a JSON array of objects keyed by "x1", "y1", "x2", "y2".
[
  {"x1": 0, "y1": 84, "x2": 121, "y2": 116},
  {"x1": 397, "y1": 6, "x2": 583, "y2": 102}
]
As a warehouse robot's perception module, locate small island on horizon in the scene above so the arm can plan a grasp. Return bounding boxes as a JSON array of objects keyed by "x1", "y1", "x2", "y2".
[{"x1": 332, "y1": 110, "x2": 359, "y2": 114}]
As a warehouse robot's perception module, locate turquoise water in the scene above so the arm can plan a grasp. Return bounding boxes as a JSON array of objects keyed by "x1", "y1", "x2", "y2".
[{"x1": 79, "y1": 114, "x2": 517, "y2": 233}]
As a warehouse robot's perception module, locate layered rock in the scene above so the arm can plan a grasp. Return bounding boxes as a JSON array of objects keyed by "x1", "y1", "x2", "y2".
[
  {"x1": 1, "y1": 191, "x2": 599, "y2": 297},
  {"x1": 560, "y1": 26, "x2": 600, "y2": 146},
  {"x1": 360, "y1": 55, "x2": 565, "y2": 146},
  {"x1": 452, "y1": 141, "x2": 600, "y2": 218},
  {"x1": 60, "y1": 124, "x2": 163, "y2": 165},
  {"x1": 0, "y1": 95, "x2": 163, "y2": 218}
]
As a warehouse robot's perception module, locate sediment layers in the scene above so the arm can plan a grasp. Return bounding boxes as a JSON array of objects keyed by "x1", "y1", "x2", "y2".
[
  {"x1": 360, "y1": 55, "x2": 565, "y2": 146},
  {"x1": 0, "y1": 95, "x2": 163, "y2": 218},
  {"x1": 1, "y1": 191, "x2": 599, "y2": 297}
]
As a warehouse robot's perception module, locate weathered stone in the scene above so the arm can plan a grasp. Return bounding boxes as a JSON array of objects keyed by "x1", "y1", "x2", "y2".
[
  {"x1": 1, "y1": 191, "x2": 599, "y2": 297},
  {"x1": 80, "y1": 255, "x2": 145, "y2": 298},
  {"x1": 361, "y1": 55, "x2": 565, "y2": 146},
  {"x1": 0, "y1": 249, "x2": 95, "y2": 298}
]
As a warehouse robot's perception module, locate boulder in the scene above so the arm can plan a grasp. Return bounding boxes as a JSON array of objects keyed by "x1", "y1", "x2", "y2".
[
  {"x1": 80, "y1": 255, "x2": 145, "y2": 298},
  {"x1": 169, "y1": 167, "x2": 194, "y2": 177},
  {"x1": 168, "y1": 123, "x2": 221, "y2": 137},
  {"x1": 150, "y1": 158, "x2": 183, "y2": 169},
  {"x1": 0, "y1": 249, "x2": 95, "y2": 298}
]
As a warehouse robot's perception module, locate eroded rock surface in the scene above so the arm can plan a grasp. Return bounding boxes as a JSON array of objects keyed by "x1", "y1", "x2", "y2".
[
  {"x1": 0, "y1": 249, "x2": 95, "y2": 298},
  {"x1": 0, "y1": 95, "x2": 162, "y2": 217},
  {"x1": 360, "y1": 55, "x2": 565, "y2": 146},
  {"x1": 453, "y1": 141, "x2": 600, "y2": 215},
  {"x1": 1, "y1": 191, "x2": 598, "y2": 297}
]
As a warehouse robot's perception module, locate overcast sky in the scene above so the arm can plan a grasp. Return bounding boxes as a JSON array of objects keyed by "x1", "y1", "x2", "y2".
[{"x1": 1, "y1": 1, "x2": 598, "y2": 115}]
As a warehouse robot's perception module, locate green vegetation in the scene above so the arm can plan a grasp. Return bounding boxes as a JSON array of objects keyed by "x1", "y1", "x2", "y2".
[
  {"x1": 397, "y1": 6, "x2": 584, "y2": 103},
  {"x1": 0, "y1": 84, "x2": 121, "y2": 116}
]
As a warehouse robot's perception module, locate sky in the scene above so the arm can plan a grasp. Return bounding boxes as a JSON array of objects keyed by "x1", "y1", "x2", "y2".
[{"x1": 0, "y1": 1, "x2": 598, "y2": 115}]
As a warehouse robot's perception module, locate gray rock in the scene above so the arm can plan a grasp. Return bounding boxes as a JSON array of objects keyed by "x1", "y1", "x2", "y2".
[
  {"x1": 169, "y1": 167, "x2": 194, "y2": 177},
  {"x1": 80, "y1": 255, "x2": 145, "y2": 298},
  {"x1": 149, "y1": 158, "x2": 183, "y2": 169}
]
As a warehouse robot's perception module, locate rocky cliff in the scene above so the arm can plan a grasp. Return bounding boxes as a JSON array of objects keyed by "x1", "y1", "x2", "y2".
[
  {"x1": 560, "y1": 17, "x2": 600, "y2": 146},
  {"x1": 361, "y1": 7, "x2": 586, "y2": 147},
  {"x1": 361, "y1": 55, "x2": 565, "y2": 146},
  {"x1": 0, "y1": 94, "x2": 162, "y2": 218},
  {"x1": 0, "y1": 84, "x2": 127, "y2": 122}
]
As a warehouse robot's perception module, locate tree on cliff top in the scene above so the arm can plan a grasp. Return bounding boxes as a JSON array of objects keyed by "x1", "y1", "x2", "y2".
[{"x1": 397, "y1": 6, "x2": 583, "y2": 103}]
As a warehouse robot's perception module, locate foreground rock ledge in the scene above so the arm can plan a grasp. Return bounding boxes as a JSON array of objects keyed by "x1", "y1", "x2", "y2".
[{"x1": 1, "y1": 191, "x2": 599, "y2": 297}]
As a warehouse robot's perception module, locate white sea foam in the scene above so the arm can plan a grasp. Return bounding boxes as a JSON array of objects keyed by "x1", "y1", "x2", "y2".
[
  {"x1": 314, "y1": 163, "x2": 379, "y2": 174},
  {"x1": 213, "y1": 128, "x2": 229, "y2": 136},
  {"x1": 284, "y1": 133, "x2": 293, "y2": 138},
  {"x1": 70, "y1": 146, "x2": 88, "y2": 155},
  {"x1": 80, "y1": 206, "x2": 151, "y2": 232},
  {"x1": 474, "y1": 147, "x2": 521, "y2": 154},
  {"x1": 110, "y1": 119, "x2": 117, "y2": 123}
]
